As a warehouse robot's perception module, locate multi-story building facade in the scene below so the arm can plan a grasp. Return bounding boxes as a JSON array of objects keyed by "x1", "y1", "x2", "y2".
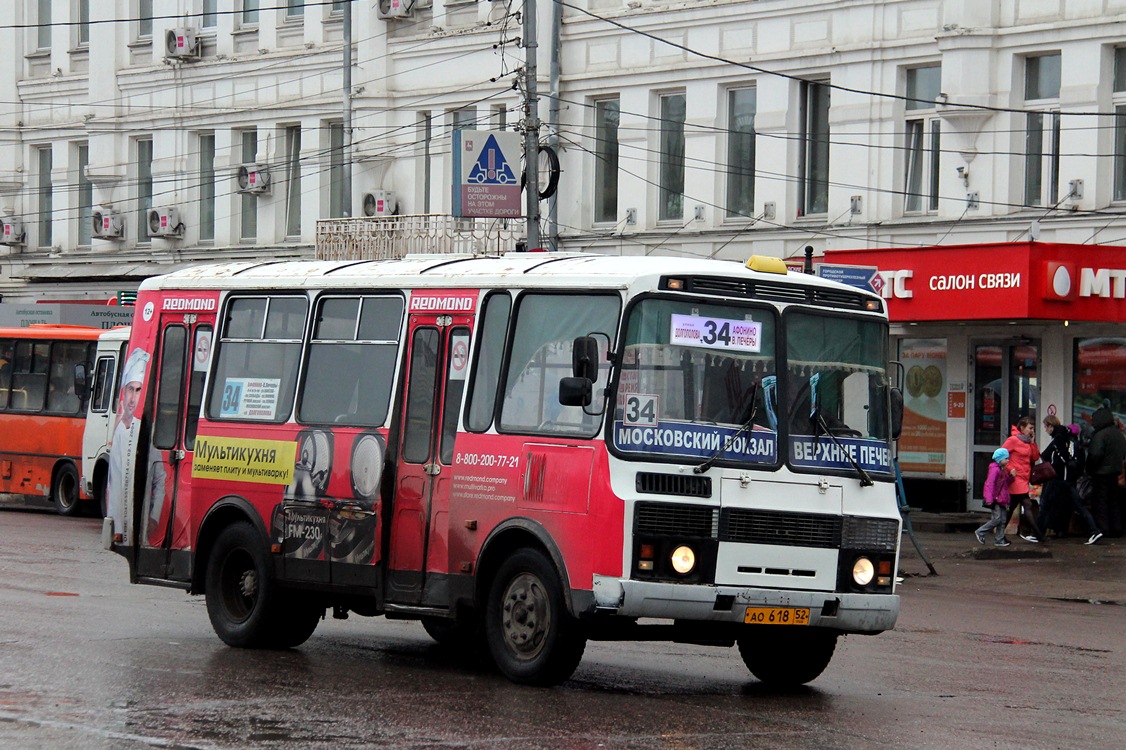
[{"x1": 1, "y1": 0, "x2": 1123, "y2": 510}]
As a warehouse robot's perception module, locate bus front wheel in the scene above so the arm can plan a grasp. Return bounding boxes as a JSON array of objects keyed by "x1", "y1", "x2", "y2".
[
  {"x1": 205, "y1": 522, "x2": 320, "y2": 649},
  {"x1": 485, "y1": 548, "x2": 586, "y2": 686},
  {"x1": 737, "y1": 628, "x2": 838, "y2": 686},
  {"x1": 52, "y1": 463, "x2": 81, "y2": 517}
]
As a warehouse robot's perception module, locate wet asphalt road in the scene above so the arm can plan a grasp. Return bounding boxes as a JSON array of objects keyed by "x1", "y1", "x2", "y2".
[{"x1": 1, "y1": 508, "x2": 1124, "y2": 749}]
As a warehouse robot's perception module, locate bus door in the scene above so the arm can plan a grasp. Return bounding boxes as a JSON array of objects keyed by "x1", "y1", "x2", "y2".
[
  {"x1": 137, "y1": 311, "x2": 214, "y2": 580},
  {"x1": 387, "y1": 309, "x2": 473, "y2": 606}
]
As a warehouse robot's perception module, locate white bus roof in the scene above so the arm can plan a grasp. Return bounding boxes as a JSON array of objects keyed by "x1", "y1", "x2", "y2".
[{"x1": 138, "y1": 253, "x2": 880, "y2": 303}]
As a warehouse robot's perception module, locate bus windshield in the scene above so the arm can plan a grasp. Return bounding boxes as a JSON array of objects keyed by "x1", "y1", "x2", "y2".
[
  {"x1": 611, "y1": 297, "x2": 778, "y2": 465},
  {"x1": 784, "y1": 311, "x2": 892, "y2": 476}
]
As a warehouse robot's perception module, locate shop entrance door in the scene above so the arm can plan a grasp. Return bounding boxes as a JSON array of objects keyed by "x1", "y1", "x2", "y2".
[{"x1": 970, "y1": 341, "x2": 1040, "y2": 500}]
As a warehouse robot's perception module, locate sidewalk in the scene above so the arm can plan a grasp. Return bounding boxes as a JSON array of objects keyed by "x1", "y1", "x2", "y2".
[{"x1": 897, "y1": 511, "x2": 1126, "y2": 604}]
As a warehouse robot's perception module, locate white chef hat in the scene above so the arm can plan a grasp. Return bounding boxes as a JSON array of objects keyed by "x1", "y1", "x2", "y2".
[{"x1": 121, "y1": 348, "x2": 150, "y2": 386}]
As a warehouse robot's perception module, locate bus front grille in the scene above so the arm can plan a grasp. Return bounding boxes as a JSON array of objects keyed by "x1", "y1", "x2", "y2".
[
  {"x1": 635, "y1": 503, "x2": 719, "y2": 538},
  {"x1": 722, "y1": 509, "x2": 842, "y2": 548},
  {"x1": 635, "y1": 472, "x2": 712, "y2": 498}
]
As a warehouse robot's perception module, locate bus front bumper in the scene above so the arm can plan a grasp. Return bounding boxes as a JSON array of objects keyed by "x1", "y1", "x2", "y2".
[{"x1": 592, "y1": 576, "x2": 899, "y2": 634}]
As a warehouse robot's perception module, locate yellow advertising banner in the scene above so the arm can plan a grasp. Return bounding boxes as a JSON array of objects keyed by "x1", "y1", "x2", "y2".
[{"x1": 192, "y1": 435, "x2": 296, "y2": 485}]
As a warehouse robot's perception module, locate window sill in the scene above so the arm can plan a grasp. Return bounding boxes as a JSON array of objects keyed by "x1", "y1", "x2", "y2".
[{"x1": 127, "y1": 38, "x2": 153, "y2": 49}]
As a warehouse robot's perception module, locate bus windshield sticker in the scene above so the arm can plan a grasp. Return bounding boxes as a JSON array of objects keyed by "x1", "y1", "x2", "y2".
[
  {"x1": 622, "y1": 394, "x2": 659, "y2": 426},
  {"x1": 789, "y1": 435, "x2": 892, "y2": 473},
  {"x1": 614, "y1": 420, "x2": 776, "y2": 463},
  {"x1": 219, "y1": 377, "x2": 281, "y2": 420},
  {"x1": 669, "y1": 314, "x2": 761, "y2": 353},
  {"x1": 449, "y1": 334, "x2": 470, "y2": 380}
]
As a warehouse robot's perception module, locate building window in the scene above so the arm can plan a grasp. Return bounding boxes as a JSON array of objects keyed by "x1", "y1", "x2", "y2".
[
  {"x1": 37, "y1": 147, "x2": 53, "y2": 248},
  {"x1": 284, "y1": 126, "x2": 302, "y2": 238},
  {"x1": 139, "y1": 0, "x2": 153, "y2": 39},
  {"x1": 904, "y1": 65, "x2": 942, "y2": 213},
  {"x1": 491, "y1": 104, "x2": 508, "y2": 130},
  {"x1": 286, "y1": 0, "x2": 305, "y2": 20},
  {"x1": 77, "y1": 143, "x2": 92, "y2": 246},
  {"x1": 658, "y1": 93, "x2": 686, "y2": 222},
  {"x1": 240, "y1": 130, "x2": 257, "y2": 241},
  {"x1": 37, "y1": 0, "x2": 51, "y2": 49},
  {"x1": 137, "y1": 138, "x2": 153, "y2": 242},
  {"x1": 328, "y1": 122, "x2": 345, "y2": 218},
  {"x1": 593, "y1": 98, "x2": 620, "y2": 224},
  {"x1": 202, "y1": 0, "x2": 218, "y2": 28},
  {"x1": 78, "y1": 0, "x2": 90, "y2": 46},
  {"x1": 241, "y1": 0, "x2": 260, "y2": 25},
  {"x1": 1113, "y1": 48, "x2": 1126, "y2": 202},
  {"x1": 199, "y1": 133, "x2": 215, "y2": 241},
  {"x1": 798, "y1": 78, "x2": 830, "y2": 217},
  {"x1": 452, "y1": 107, "x2": 477, "y2": 133},
  {"x1": 726, "y1": 87, "x2": 757, "y2": 219},
  {"x1": 419, "y1": 112, "x2": 433, "y2": 214},
  {"x1": 1023, "y1": 53, "x2": 1061, "y2": 207}
]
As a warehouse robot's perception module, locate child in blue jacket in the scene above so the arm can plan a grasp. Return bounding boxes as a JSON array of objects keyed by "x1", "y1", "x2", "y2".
[{"x1": 975, "y1": 448, "x2": 1015, "y2": 547}]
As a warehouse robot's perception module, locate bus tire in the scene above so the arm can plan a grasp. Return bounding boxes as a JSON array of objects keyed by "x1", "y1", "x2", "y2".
[
  {"x1": 52, "y1": 463, "x2": 81, "y2": 517},
  {"x1": 485, "y1": 548, "x2": 586, "y2": 686},
  {"x1": 205, "y1": 522, "x2": 284, "y2": 649},
  {"x1": 272, "y1": 598, "x2": 323, "y2": 649},
  {"x1": 95, "y1": 471, "x2": 109, "y2": 519},
  {"x1": 737, "y1": 628, "x2": 838, "y2": 687}
]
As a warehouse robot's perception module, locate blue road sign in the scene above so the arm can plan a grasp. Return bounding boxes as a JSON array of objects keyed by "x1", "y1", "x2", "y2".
[
  {"x1": 817, "y1": 264, "x2": 879, "y2": 293},
  {"x1": 467, "y1": 135, "x2": 517, "y2": 185}
]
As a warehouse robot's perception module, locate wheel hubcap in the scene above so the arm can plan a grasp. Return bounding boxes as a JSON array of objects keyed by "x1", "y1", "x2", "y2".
[{"x1": 501, "y1": 572, "x2": 549, "y2": 660}]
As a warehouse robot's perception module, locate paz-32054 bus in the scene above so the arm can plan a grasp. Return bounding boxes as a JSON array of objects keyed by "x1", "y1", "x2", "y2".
[{"x1": 105, "y1": 252, "x2": 903, "y2": 686}]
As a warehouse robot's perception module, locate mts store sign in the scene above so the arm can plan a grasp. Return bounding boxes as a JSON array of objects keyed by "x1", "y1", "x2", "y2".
[{"x1": 825, "y1": 242, "x2": 1126, "y2": 322}]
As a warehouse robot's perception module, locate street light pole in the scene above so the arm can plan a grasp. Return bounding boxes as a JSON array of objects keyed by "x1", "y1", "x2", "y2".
[{"x1": 523, "y1": 0, "x2": 540, "y2": 250}]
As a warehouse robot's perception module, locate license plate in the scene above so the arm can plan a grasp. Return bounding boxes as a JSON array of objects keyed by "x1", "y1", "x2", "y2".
[{"x1": 744, "y1": 606, "x2": 810, "y2": 625}]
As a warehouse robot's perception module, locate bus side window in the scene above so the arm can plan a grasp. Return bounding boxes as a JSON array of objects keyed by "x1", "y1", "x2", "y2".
[
  {"x1": 0, "y1": 338, "x2": 12, "y2": 410},
  {"x1": 11, "y1": 341, "x2": 49, "y2": 412},
  {"x1": 91, "y1": 357, "x2": 116, "y2": 413},
  {"x1": 465, "y1": 293, "x2": 511, "y2": 432}
]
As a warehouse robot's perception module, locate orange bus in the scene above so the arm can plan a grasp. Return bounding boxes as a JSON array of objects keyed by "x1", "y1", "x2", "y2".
[{"x1": 0, "y1": 325, "x2": 99, "y2": 515}]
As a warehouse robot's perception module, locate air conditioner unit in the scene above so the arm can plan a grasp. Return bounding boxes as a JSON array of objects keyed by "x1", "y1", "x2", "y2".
[
  {"x1": 362, "y1": 190, "x2": 398, "y2": 217},
  {"x1": 92, "y1": 208, "x2": 124, "y2": 239},
  {"x1": 147, "y1": 207, "x2": 183, "y2": 238},
  {"x1": 377, "y1": 0, "x2": 415, "y2": 20},
  {"x1": 236, "y1": 164, "x2": 271, "y2": 194},
  {"x1": 165, "y1": 27, "x2": 201, "y2": 60},
  {"x1": 1, "y1": 220, "x2": 25, "y2": 246}
]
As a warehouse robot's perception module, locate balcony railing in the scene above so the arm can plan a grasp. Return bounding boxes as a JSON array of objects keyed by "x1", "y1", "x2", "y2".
[{"x1": 315, "y1": 215, "x2": 525, "y2": 261}]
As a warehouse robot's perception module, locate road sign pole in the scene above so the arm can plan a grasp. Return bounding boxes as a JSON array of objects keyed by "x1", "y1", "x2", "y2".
[{"x1": 523, "y1": 0, "x2": 541, "y2": 251}]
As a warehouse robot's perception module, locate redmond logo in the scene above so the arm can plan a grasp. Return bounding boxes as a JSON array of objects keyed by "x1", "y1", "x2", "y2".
[
  {"x1": 163, "y1": 297, "x2": 217, "y2": 312},
  {"x1": 409, "y1": 294, "x2": 476, "y2": 312}
]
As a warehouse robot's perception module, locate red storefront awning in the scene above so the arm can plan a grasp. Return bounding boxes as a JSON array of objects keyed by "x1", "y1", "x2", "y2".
[{"x1": 825, "y1": 242, "x2": 1126, "y2": 323}]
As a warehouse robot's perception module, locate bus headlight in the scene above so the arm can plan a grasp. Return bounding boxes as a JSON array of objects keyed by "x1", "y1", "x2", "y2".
[
  {"x1": 852, "y1": 556, "x2": 875, "y2": 586},
  {"x1": 671, "y1": 545, "x2": 696, "y2": 574}
]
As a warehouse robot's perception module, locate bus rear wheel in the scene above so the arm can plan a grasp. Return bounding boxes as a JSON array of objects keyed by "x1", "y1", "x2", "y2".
[
  {"x1": 737, "y1": 628, "x2": 838, "y2": 687},
  {"x1": 52, "y1": 463, "x2": 81, "y2": 517},
  {"x1": 485, "y1": 548, "x2": 586, "y2": 686},
  {"x1": 206, "y1": 522, "x2": 317, "y2": 649}
]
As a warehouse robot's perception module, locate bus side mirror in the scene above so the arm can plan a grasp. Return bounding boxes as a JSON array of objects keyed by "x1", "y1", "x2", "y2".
[
  {"x1": 74, "y1": 363, "x2": 89, "y2": 402},
  {"x1": 572, "y1": 336, "x2": 600, "y2": 381},
  {"x1": 890, "y1": 387, "x2": 903, "y2": 441},
  {"x1": 559, "y1": 377, "x2": 592, "y2": 407}
]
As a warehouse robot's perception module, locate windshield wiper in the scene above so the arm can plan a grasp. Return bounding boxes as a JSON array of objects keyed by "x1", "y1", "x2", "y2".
[
  {"x1": 812, "y1": 409, "x2": 874, "y2": 487},
  {"x1": 693, "y1": 382, "x2": 759, "y2": 475}
]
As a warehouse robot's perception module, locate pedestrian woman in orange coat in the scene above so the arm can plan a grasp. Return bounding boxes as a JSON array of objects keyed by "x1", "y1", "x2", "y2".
[{"x1": 1002, "y1": 416, "x2": 1045, "y2": 543}]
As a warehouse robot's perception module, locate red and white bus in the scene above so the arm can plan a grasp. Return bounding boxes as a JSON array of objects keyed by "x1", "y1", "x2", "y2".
[
  {"x1": 106, "y1": 253, "x2": 903, "y2": 686},
  {"x1": 0, "y1": 325, "x2": 99, "y2": 515}
]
